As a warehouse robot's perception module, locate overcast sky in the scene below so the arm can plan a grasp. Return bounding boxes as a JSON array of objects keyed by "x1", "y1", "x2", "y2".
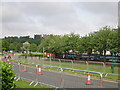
[{"x1": 0, "y1": 1, "x2": 118, "y2": 38}]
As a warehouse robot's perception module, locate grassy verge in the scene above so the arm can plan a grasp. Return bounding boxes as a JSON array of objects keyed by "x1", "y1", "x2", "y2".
[{"x1": 15, "y1": 80, "x2": 54, "y2": 89}]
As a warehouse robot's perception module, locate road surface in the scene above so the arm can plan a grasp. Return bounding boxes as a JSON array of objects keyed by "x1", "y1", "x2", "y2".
[{"x1": 11, "y1": 62, "x2": 119, "y2": 88}]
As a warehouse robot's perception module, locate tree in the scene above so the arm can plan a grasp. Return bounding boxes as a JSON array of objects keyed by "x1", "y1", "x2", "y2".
[
  {"x1": 90, "y1": 26, "x2": 114, "y2": 62},
  {"x1": 9, "y1": 43, "x2": 16, "y2": 51},
  {"x1": 2, "y1": 40, "x2": 10, "y2": 51},
  {"x1": 0, "y1": 40, "x2": 2, "y2": 52},
  {"x1": 39, "y1": 35, "x2": 62, "y2": 53},
  {"x1": 29, "y1": 43, "x2": 38, "y2": 52},
  {"x1": 22, "y1": 41, "x2": 30, "y2": 52}
]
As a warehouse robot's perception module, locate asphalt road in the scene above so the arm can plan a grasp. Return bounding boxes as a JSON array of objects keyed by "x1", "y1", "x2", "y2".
[{"x1": 11, "y1": 62, "x2": 119, "y2": 88}]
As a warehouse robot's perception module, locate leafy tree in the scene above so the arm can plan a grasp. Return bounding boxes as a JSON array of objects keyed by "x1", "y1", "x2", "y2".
[
  {"x1": 9, "y1": 43, "x2": 16, "y2": 51},
  {"x1": 62, "y1": 33, "x2": 80, "y2": 54},
  {"x1": 0, "y1": 40, "x2": 2, "y2": 52},
  {"x1": 22, "y1": 41, "x2": 30, "y2": 52},
  {"x1": 29, "y1": 43, "x2": 38, "y2": 52},
  {"x1": 2, "y1": 40, "x2": 10, "y2": 51}
]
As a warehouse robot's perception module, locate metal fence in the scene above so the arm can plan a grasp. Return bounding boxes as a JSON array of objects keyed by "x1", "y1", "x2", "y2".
[
  {"x1": 8, "y1": 55, "x2": 119, "y2": 88},
  {"x1": 12, "y1": 62, "x2": 104, "y2": 88},
  {"x1": 11, "y1": 55, "x2": 120, "y2": 76}
]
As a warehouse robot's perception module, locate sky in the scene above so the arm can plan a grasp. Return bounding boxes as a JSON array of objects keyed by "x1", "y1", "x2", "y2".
[{"x1": 0, "y1": 0, "x2": 118, "y2": 38}]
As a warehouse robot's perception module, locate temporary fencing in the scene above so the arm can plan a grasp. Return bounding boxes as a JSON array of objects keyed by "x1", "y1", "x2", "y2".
[
  {"x1": 12, "y1": 63, "x2": 105, "y2": 88},
  {"x1": 9, "y1": 55, "x2": 119, "y2": 88},
  {"x1": 12, "y1": 55, "x2": 120, "y2": 77}
]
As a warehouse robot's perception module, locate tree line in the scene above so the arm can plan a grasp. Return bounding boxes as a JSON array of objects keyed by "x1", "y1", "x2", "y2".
[{"x1": 1, "y1": 26, "x2": 119, "y2": 56}]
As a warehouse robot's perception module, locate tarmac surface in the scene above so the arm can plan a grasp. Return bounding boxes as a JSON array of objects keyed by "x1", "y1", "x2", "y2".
[{"x1": 12, "y1": 62, "x2": 119, "y2": 88}]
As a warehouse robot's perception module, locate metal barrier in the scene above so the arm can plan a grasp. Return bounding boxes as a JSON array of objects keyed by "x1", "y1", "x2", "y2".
[
  {"x1": 12, "y1": 55, "x2": 120, "y2": 76},
  {"x1": 9, "y1": 56, "x2": 119, "y2": 88},
  {"x1": 12, "y1": 62, "x2": 104, "y2": 88}
]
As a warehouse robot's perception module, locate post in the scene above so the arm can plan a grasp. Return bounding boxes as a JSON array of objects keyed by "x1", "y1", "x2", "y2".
[
  {"x1": 50, "y1": 55, "x2": 51, "y2": 66},
  {"x1": 86, "y1": 61, "x2": 89, "y2": 70},
  {"x1": 99, "y1": 73, "x2": 103, "y2": 87},
  {"x1": 16, "y1": 63, "x2": 21, "y2": 81},
  {"x1": 102, "y1": 62, "x2": 106, "y2": 73},
  {"x1": 43, "y1": 47, "x2": 44, "y2": 66},
  {"x1": 71, "y1": 60, "x2": 73, "y2": 69},
  {"x1": 34, "y1": 65, "x2": 38, "y2": 87},
  {"x1": 59, "y1": 59, "x2": 61, "y2": 68},
  {"x1": 60, "y1": 68, "x2": 64, "y2": 88},
  {"x1": 39, "y1": 56, "x2": 40, "y2": 65}
]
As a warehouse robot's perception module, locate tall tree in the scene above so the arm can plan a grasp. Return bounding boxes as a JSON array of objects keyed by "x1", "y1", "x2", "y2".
[
  {"x1": 22, "y1": 41, "x2": 30, "y2": 52},
  {"x1": 29, "y1": 43, "x2": 37, "y2": 52},
  {"x1": 2, "y1": 40, "x2": 10, "y2": 51}
]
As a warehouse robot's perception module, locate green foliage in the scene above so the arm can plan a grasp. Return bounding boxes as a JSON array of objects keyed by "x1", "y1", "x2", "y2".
[
  {"x1": 2, "y1": 40, "x2": 10, "y2": 51},
  {"x1": 38, "y1": 26, "x2": 119, "y2": 55},
  {"x1": 21, "y1": 53, "x2": 46, "y2": 57},
  {"x1": 29, "y1": 43, "x2": 37, "y2": 52},
  {"x1": 0, "y1": 26, "x2": 119, "y2": 55},
  {"x1": 22, "y1": 41, "x2": 30, "y2": 51},
  {"x1": 2, "y1": 61, "x2": 16, "y2": 90}
]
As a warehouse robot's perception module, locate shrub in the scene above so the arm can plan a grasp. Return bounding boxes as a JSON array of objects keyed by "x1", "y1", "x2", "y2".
[
  {"x1": 20, "y1": 53, "x2": 47, "y2": 57},
  {"x1": 2, "y1": 60, "x2": 16, "y2": 90}
]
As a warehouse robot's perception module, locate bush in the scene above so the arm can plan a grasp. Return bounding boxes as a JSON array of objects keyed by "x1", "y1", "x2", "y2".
[
  {"x1": 21, "y1": 53, "x2": 47, "y2": 57},
  {"x1": 2, "y1": 61, "x2": 16, "y2": 90}
]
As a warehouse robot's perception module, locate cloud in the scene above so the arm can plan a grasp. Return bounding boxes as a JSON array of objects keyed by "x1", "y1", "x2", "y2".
[{"x1": 1, "y1": 2, "x2": 118, "y2": 38}]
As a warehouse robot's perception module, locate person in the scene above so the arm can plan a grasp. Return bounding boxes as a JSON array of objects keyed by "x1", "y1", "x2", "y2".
[
  {"x1": 111, "y1": 60, "x2": 116, "y2": 73},
  {"x1": 8, "y1": 55, "x2": 11, "y2": 59}
]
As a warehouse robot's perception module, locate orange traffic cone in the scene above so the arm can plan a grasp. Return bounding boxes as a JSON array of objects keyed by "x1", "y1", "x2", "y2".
[
  {"x1": 99, "y1": 81, "x2": 102, "y2": 86},
  {"x1": 37, "y1": 65, "x2": 42, "y2": 75},
  {"x1": 86, "y1": 73, "x2": 92, "y2": 85},
  {"x1": 18, "y1": 69, "x2": 20, "y2": 72},
  {"x1": 23, "y1": 64, "x2": 27, "y2": 72},
  {"x1": 60, "y1": 78, "x2": 64, "y2": 82}
]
